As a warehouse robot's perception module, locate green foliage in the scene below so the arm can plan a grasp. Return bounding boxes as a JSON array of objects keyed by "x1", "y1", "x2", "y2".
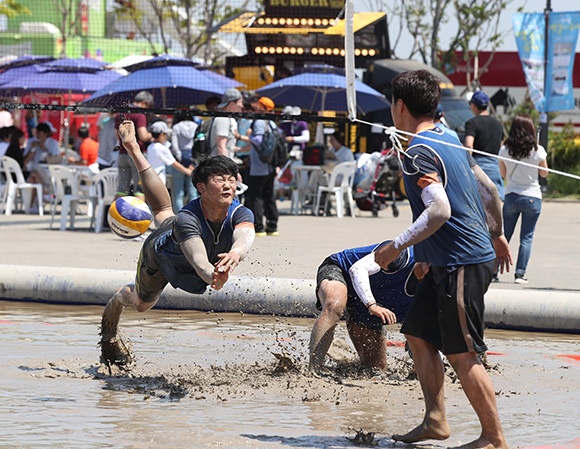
[
  {"x1": 546, "y1": 123, "x2": 580, "y2": 197},
  {"x1": 0, "y1": 0, "x2": 30, "y2": 17}
]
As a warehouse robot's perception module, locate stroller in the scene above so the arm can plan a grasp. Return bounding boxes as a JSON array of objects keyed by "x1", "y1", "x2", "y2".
[{"x1": 353, "y1": 148, "x2": 403, "y2": 218}]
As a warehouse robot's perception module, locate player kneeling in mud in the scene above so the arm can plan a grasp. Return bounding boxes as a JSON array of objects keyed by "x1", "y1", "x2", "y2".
[
  {"x1": 309, "y1": 241, "x2": 422, "y2": 373},
  {"x1": 100, "y1": 121, "x2": 255, "y2": 370}
]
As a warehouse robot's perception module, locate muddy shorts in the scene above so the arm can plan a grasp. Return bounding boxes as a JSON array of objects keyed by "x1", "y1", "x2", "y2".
[
  {"x1": 135, "y1": 216, "x2": 175, "y2": 303},
  {"x1": 316, "y1": 257, "x2": 392, "y2": 333},
  {"x1": 400, "y1": 260, "x2": 494, "y2": 355}
]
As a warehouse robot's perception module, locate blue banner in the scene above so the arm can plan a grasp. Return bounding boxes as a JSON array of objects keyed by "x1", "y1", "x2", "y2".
[
  {"x1": 513, "y1": 13, "x2": 547, "y2": 111},
  {"x1": 545, "y1": 12, "x2": 580, "y2": 112},
  {"x1": 513, "y1": 12, "x2": 580, "y2": 113}
]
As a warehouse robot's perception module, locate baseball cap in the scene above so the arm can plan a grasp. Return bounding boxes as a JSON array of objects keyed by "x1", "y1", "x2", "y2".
[
  {"x1": 469, "y1": 90, "x2": 489, "y2": 108},
  {"x1": 257, "y1": 97, "x2": 275, "y2": 111},
  {"x1": 217, "y1": 88, "x2": 242, "y2": 109},
  {"x1": 149, "y1": 121, "x2": 169, "y2": 134}
]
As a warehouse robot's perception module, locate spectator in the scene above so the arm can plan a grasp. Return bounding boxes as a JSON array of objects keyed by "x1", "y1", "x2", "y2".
[
  {"x1": 279, "y1": 106, "x2": 310, "y2": 159},
  {"x1": 171, "y1": 110, "x2": 199, "y2": 212},
  {"x1": 4, "y1": 127, "x2": 28, "y2": 176},
  {"x1": 0, "y1": 106, "x2": 14, "y2": 128},
  {"x1": 68, "y1": 125, "x2": 98, "y2": 169},
  {"x1": 433, "y1": 103, "x2": 460, "y2": 141},
  {"x1": 499, "y1": 115, "x2": 549, "y2": 284},
  {"x1": 326, "y1": 131, "x2": 354, "y2": 163},
  {"x1": 97, "y1": 113, "x2": 119, "y2": 170},
  {"x1": 204, "y1": 94, "x2": 221, "y2": 112},
  {"x1": 243, "y1": 96, "x2": 280, "y2": 236},
  {"x1": 0, "y1": 125, "x2": 11, "y2": 157},
  {"x1": 146, "y1": 121, "x2": 193, "y2": 186},
  {"x1": 209, "y1": 88, "x2": 243, "y2": 160},
  {"x1": 465, "y1": 90, "x2": 505, "y2": 201},
  {"x1": 115, "y1": 90, "x2": 153, "y2": 197}
]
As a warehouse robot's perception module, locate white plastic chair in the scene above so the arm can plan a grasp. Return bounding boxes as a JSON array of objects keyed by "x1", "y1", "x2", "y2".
[
  {"x1": 47, "y1": 165, "x2": 96, "y2": 231},
  {"x1": 1, "y1": 155, "x2": 44, "y2": 215},
  {"x1": 92, "y1": 167, "x2": 118, "y2": 233},
  {"x1": 314, "y1": 161, "x2": 357, "y2": 218}
]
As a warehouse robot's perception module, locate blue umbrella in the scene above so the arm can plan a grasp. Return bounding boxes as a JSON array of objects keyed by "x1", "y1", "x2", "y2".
[
  {"x1": 42, "y1": 57, "x2": 109, "y2": 72},
  {"x1": 122, "y1": 54, "x2": 198, "y2": 72},
  {"x1": 82, "y1": 65, "x2": 237, "y2": 108},
  {"x1": 256, "y1": 72, "x2": 390, "y2": 114},
  {"x1": 0, "y1": 64, "x2": 41, "y2": 86},
  {"x1": 0, "y1": 64, "x2": 122, "y2": 95}
]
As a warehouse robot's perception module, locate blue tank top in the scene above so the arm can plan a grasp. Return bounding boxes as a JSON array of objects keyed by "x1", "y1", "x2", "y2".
[
  {"x1": 402, "y1": 127, "x2": 495, "y2": 267},
  {"x1": 155, "y1": 198, "x2": 254, "y2": 294},
  {"x1": 330, "y1": 242, "x2": 415, "y2": 307}
]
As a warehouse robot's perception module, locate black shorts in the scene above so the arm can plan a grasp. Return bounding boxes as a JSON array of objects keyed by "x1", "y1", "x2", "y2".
[
  {"x1": 135, "y1": 216, "x2": 175, "y2": 303},
  {"x1": 316, "y1": 257, "x2": 395, "y2": 333},
  {"x1": 400, "y1": 260, "x2": 494, "y2": 355}
]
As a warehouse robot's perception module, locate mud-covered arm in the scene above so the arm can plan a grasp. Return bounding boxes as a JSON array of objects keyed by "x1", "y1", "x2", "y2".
[{"x1": 471, "y1": 163, "x2": 503, "y2": 238}]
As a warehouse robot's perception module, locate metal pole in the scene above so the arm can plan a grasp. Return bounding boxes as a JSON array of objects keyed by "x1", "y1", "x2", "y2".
[{"x1": 539, "y1": 0, "x2": 552, "y2": 191}]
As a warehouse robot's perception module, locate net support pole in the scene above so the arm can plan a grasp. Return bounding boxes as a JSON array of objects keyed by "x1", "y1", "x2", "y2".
[{"x1": 344, "y1": 0, "x2": 357, "y2": 121}]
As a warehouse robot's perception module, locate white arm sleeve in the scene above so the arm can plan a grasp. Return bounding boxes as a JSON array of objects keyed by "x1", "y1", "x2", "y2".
[
  {"x1": 393, "y1": 182, "x2": 451, "y2": 250},
  {"x1": 180, "y1": 237, "x2": 215, "y2": 285},
  {"x1": 292, "y1": 129, "x2": 310, "y2": 144},
  {"x1": 348, "y1": 253, "x2": 381, "y2": 307},
  {"x1": 230, "y1": 227, "x2": 255, "y2": 260}
]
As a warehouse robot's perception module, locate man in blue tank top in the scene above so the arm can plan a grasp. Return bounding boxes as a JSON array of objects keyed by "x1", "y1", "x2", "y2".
[
  {"x1": 100, "y1": 121, "x2": 255, "y2": 371},
  {"x1": 374, "y1": 70, "x2": 512, "y2": 449},
  {"x1": 309, "y1": 241, "x2": 418, "y2": 373}
]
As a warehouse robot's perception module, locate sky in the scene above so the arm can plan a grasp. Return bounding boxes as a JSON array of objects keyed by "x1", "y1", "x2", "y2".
[{"x1": 353, "y1": 0, "x2": 579, "y2": 57}]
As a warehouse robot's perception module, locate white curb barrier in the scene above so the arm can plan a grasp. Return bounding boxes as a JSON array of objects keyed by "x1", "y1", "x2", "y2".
[{"x1": 0, "y1": 265, "x2": 578, "y2": 333}]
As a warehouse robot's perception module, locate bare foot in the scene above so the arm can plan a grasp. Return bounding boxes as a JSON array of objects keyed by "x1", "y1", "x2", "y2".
[
  {"x1": 393, "y1": 420, "x2": 450, "y2": 443},
  {"x1": 448, "y1": 436, "x2": 509, "y2": 449}
]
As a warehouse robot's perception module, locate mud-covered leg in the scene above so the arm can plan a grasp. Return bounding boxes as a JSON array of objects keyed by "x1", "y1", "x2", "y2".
[{"x1": 99, "y1": 284, "x2": 138, "y2": 370}]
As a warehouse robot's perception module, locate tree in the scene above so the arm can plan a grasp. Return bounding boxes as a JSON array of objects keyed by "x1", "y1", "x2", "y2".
[
  {"x1": 49, "y1": 0, "x2": 82, "y2": 58},
  {"x1": 0, "y1": 0, "x2": 30, "y2": 18},
  {"x1": 114, "y1": 0, "x2": 244, "y2": 65}
]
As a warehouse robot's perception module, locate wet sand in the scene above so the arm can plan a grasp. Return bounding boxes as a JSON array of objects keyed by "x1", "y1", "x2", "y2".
[{"x1": 1, "y1": 300, "x2": 579, "y2": 449}]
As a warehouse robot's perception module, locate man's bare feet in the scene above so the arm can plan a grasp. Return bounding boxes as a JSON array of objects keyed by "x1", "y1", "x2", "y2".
[
  {"x1": 447, "y1": 436, "x2": 509, "y2": 449},
  {"x1": 392, "y1": 420, "x2": 451, "y2": 444}
]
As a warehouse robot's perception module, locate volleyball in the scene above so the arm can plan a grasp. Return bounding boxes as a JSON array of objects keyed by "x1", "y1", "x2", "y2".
[{"x1": 107, "y1": 196, "x2": 152, "y2": 239}]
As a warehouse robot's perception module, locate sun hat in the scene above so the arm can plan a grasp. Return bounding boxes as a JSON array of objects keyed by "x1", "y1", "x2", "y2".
[
  {"x1": 149, "y1": 121, "x2": 169, "y2": 134},
  {"x1": 217, "y1": 88, "x2": 242, "y2": 109},
  {"x1": 257, "y1": 97, "x2": 275, "y2": 111}
]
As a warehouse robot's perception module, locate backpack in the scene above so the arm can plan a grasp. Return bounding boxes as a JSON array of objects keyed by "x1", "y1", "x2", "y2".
[
  {"x1": 191, "y1": 118, "x2": 214, "y2": 160},
  {"x1": 251, "y1": 120, "x2": 288, "y2": 167}
]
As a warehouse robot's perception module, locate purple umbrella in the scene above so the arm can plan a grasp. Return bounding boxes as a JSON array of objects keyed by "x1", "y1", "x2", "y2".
[{"x1": 0, "y1": 55, "x2": 55, "y2": 70}]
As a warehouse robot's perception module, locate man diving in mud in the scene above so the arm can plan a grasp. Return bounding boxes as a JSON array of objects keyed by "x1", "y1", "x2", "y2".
[{"x1": 99, "y1": 120, "x2": 255, "y2": 370}]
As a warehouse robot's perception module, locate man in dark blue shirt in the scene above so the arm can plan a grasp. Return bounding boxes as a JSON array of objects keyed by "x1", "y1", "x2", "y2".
[
  {"x1": 100, "y1": 121, "x2": 255, "y2": 370},
  {"x1": 309, "y1": 241, "x2": 417, "y2": 373},
  {"x1": 375, "y1": 70, "x2": 512, "y2": 449}
]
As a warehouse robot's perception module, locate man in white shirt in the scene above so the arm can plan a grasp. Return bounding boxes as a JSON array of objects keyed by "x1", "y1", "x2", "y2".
[
  {"x1": 210, "y1": 88, "x2": 243, "y2": 160},
  {"x1": 326, "y1": 131, "x2": 354, "y2": 163}
]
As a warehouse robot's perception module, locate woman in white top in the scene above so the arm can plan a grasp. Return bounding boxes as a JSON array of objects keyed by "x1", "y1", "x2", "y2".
[{"x1": 499, "y1": 115, "x2": 549, "y2": 284}]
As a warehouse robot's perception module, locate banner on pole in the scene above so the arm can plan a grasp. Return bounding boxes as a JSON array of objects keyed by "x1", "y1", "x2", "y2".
[{"x1": 513, "y1": 11, "x2": 580, "y2": 113}]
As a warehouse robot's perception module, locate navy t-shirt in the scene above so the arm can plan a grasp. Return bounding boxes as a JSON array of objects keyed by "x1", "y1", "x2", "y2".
[
  {"x1": 154, "y1": 198, "x2": 254, "y2": 293},
  {"x1": 402, "y1": 127, "x2": 495, "y2": 267}
]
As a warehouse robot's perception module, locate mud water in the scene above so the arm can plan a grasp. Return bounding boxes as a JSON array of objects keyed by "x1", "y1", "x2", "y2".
[{"x1": 1, "y1": 301, "x2": 579, "y2": 449}]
